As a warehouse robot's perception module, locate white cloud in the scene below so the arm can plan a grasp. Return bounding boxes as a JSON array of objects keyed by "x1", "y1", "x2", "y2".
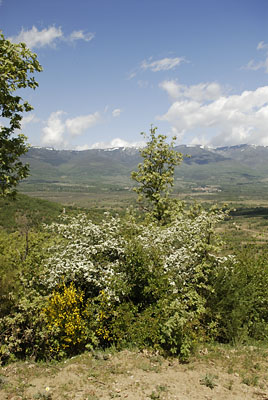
[
  {"x1": 141, "y1": 57, "x2": 186, "y2": 72},
  {"x1": 21, "y1": 113, "x2": 39, "y2": 127},
  {"x1": 42, "y1": 111, "x2": 66, "y2": 146},
  {"x1": 9, "y1": 26, "x2": 95, "y2": 49},
  {"x1": 159, "y1": 80, "x2": 223, "y2": 101},
  {"x1": 242, "y1": 41, "x2": 268, "y2": 73},
  {"x1": 112, "y1": 108, "x2": 122, "y2": 117},
  {"x1": 128, "y1": 56, "x2": 187, "y2": 79},
  {"x1": 10, "y1": 26, "x2": 63, "y2": 49},
  {"x1": 190, "y1": 135, "x2": 210, "y2": 146},
  {"x1": 159, "y1": 85, "x2": 268, "y2": 146},
  {"x1": 243, "y1": 59, "x2": 265, "y2": 72},
  {"x1": 69, "y1": 30, "x2": 95, "y2": 42},
  {"x1": 257, "y1": 41, "x2": 268, "y2": 51},
  {"x1": 75, "y1": 144, "x2": 92, "y2": 151},
  {"x1": 41, "y1": 110, "x2": 101, "y2": 147},
  {"x1": 66, "y1": 112, "x2": 101, "y2": 135},
  {"x1": 88, "y1": 138, "x2": 145, "y2": 149}
]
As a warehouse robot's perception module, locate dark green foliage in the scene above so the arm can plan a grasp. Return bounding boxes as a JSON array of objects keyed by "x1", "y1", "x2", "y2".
[
  {"x1": 230, "y1": 207, "x2": 268, "y2": 219},
  {"x1": 0, "y1": 290, "x2": 48, "y2": 363},
  {"x1": 208, "y1": 248, "x2": 268, "y2": 343},
  {"x1": 0, "y1": 229, "x2": 22, "y2": 316},
  {"x1": 0, "y1": 32, "x2": 42, "y2": 197},
  {"x1": 0, "y1": 228, "x2": 56, "y2": 318},
  {"x1": 121, "y1": 238, "x2": 168, "y2": 308},
  {"x1": 0, "y1": 229, "x2": 57, "y2": 363}
]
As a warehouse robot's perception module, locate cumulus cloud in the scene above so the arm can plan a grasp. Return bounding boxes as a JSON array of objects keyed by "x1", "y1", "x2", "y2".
[
  {"x1": 9, "y1": 26, "x2": 95, "y2": 49},
  {"x1": 159, "y1": 80, "x2": 223, "y2": 102},
  {"x1": 158, "y1": 85, "x2": 268, "y2": 146},
  {"x1": 42, "y1": 111, "x2": 66, "y2": 146},
  {"x1": 66, "y1": 112, "x2": 101, "y2": 135},
  {"x1": 42, "y1": 110, "x2": 102, "y2": 147},
  {"x1": 242, "y1": 41, "x2": 268, "y2": 73},
  {"x1": 88, "y1": 138, "x2": 145, "y2": 149},
  {"x1": 112, "y1": 109, "x2": 122, "y2": 117},
  {"x1": 9, "y1": 26, "x2": 63, "y2": 48}
]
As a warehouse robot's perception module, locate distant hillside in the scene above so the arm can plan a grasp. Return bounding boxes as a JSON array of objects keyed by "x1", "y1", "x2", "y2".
[
  {"x1": 0, "y1": 193, "x2": 63, "y2": 232},
  {"x1": 19, "y1": 144, "x2": 268, "y2": 197}
]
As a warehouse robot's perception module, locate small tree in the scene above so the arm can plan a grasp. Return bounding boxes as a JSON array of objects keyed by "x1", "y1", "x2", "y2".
[
  {"x1": 0, "y1": 32, "x2": 42, "y2": 197},
  {"x1": 131, "y1": 126, "x2": 183, "y2": 222}
]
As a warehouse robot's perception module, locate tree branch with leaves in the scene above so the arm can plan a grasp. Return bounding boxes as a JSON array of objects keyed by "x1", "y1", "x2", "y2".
[{"x1": 0, "y1": 32, "x2": 42, "y2": 197}]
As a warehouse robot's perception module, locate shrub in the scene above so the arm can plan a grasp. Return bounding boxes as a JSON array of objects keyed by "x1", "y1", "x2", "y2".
[
  {"x1": 1, "y1": 199, "x2": 240, "y2": 361},
  {"x1": 0, "y1": 289, "x2": 48, "y2": 363},
  {"x1": 208, "y1": 247, "x2": 268, "y2": 343},
  {"x1": 40, "y1": 206, "x2": 233, "y2": 358},
  {"x1": 43, "y1": 207, "x2": 229, "y2": 302},
  {"x1": 43, "y1": 282, "x2": 88, "y2": 357},
  {"x1": 0, "y1": 229, "x2": 60, "y2": 363},
  {"x1": 43, "y1": 213, "x2": 126, "y2": 298},
  {"x1": 0, "y1": 229, "x2": 23, "y2": 317}
]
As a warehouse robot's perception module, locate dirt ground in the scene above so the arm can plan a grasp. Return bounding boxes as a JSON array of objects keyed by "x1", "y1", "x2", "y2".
[{"x1": 1, "y1": 345, "x2": 268, "y2": 400}]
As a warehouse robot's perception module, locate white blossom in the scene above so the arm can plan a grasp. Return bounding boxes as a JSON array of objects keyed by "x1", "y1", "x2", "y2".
[{"x1": 43, "y1": 208, "x2": 232, "y2": 297}]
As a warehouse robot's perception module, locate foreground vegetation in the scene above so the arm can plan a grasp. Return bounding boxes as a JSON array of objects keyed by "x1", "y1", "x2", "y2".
[
  {"x1": 1, "y1": 129, "x2": 268, "y2": 367},
  {"x1": 2, "y1": 203, "x2": 268, "y2": 364}
]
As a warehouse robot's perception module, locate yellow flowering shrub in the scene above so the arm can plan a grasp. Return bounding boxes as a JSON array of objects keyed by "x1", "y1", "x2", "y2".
[{"x1": 43, "y1": 282, "x2": 86, "y2": 355}]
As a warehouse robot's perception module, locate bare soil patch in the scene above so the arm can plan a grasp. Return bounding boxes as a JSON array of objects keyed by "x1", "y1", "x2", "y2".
[{"x1": 1, "y1": 345, "x2": 268, "y2": 400}]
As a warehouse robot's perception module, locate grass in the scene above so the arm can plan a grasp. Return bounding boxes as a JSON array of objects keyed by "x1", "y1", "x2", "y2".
[
  {"x1": 149, "y1": 384, "x2": 169, "y2": 399},
  {"x1": 195, "y1": 342, "x2": 268, "y2": 387},
  {"x1": 200, "y1": 373, "x2": 218, "y2": 389},
  {"x1": 0, "y1": 193, "x2": 64, "y2": 232},
  {"x1": 0, "y1": 192, "x2": 121, "y2": 232}
]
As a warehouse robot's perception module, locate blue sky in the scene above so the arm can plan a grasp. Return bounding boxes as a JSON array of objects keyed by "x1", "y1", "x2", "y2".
[{"x1": 1, "y1": 0, "x2": 268, "y2": 149}]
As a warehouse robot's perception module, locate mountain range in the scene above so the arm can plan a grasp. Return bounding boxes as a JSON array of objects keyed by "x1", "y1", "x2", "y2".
[{"x1": 19, "y1": 144, "x2": 268, "y2": 198}]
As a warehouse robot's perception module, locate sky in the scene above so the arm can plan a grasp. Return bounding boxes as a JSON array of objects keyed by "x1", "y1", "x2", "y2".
[{"x1": 1, "y1": 0, "x2": 268, "y2": 149}]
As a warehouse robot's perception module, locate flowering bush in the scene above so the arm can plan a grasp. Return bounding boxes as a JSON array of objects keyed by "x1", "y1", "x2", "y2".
[
  {"x1": 4, "y1": 203, "x2": 268, "y2": 361},
  {"x1": 39, "y1": 206, "x2": 236, "y2": 357},
  {"x1": 43, "y1": 214, "x2": 126, "y2": 297},
  {"x1": 43, "y1": 282, "x2": 87, "y2": 356},
  {"x1": 43, "y1": 207, "x2": 230, "y2": 300}
]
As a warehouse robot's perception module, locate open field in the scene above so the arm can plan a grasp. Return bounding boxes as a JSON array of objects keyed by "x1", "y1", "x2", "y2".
[
  {"x1": 19, "y1": 191, "x2": 138, "y2": 211},
  {"x1": 18, "y1": 189, "x2": 268, "y2": 247},
  {"x1": 19, "y1": 188, "x2": 268, "y2": 210}
]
